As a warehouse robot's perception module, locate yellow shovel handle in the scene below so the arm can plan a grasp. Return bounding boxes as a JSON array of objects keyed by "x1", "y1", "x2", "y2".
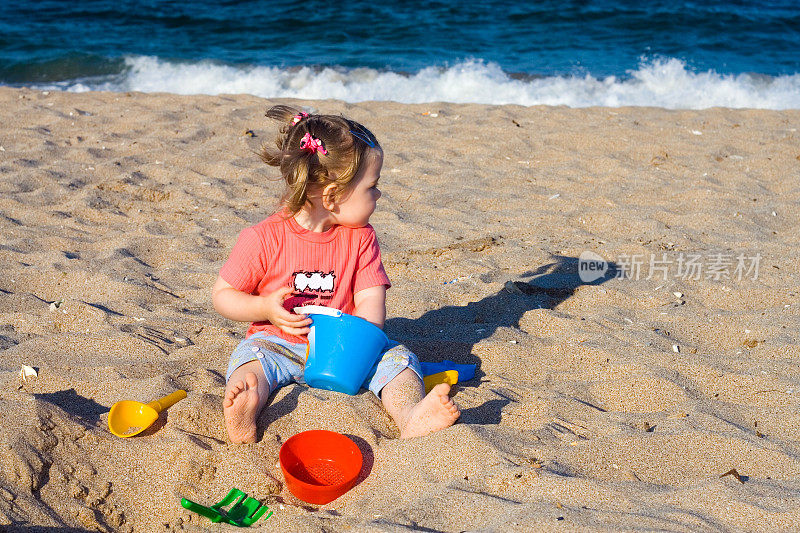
[{"x1": 146, "y1": 389, "x2": 187, "y2": 413}]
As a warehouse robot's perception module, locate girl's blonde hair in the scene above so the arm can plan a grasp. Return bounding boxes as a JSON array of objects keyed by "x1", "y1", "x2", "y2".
[{"x1": 260, "y1": 105, "x2": 381, "y2": 215}]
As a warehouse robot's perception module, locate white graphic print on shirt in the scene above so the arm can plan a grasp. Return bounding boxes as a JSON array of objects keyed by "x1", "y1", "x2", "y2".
[{"x1": 292, "y1": 270, "x2": 336, "y2": 293}]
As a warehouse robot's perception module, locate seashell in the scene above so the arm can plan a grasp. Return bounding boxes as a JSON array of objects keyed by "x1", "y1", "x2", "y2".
[{"x1": 20, "y1": 365, "x2": 38, "y2": 381}]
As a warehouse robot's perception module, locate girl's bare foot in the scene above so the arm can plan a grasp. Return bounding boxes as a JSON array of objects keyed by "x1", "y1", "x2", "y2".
[
  {"x1": 399, "y1": 383, "x2": 460, "y2": 439},
  {"x1": 223, "y1": 372, "x2": 260, "y2": 443}
]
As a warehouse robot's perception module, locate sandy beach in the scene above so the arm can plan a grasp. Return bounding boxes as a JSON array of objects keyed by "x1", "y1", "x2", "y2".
[{"x1": 1, "y1": 86, "x2": 799, "y2": 531}]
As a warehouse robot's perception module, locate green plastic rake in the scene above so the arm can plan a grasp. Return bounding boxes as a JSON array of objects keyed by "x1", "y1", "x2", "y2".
[{"x1": 181, "y1": 488, "x2": 272, "y2": 527}]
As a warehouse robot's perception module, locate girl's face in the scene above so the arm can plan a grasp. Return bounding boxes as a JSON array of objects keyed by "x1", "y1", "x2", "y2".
[{"x1": 332, "y1": 150, "x2": 383, "y2": 228}]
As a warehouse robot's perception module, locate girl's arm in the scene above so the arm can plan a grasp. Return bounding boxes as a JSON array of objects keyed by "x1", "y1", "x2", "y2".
[
  {"x1": 353, "y1": 285, "x2": 387, "y2": 328},
  {"x1": 212, "y1": 276, "x2": 311, "y2": 335},
  {"x1": 212, "y1": 276, "x2": 268, "y2": 322}
]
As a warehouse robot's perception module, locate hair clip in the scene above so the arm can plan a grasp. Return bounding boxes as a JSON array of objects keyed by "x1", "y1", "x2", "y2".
[
  {"x1": 299, "y1": 132, "x2": 328, "y2": 155},
  {"x1": 292, "y1": 112, "x2": 309, "y2": 125},
  {"x1": 350, "y1": 128, "x2": 375, "y2": 147}
]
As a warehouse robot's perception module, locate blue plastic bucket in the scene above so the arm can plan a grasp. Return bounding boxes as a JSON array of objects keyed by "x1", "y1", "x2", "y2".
[{"x1": 298, "y1": 306, "x2": 389, "y2": 395}]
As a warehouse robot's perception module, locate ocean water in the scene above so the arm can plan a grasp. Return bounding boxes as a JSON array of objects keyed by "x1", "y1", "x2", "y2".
[{"x1": 2, "y1": 0, "x2": 799, "y2": 109}]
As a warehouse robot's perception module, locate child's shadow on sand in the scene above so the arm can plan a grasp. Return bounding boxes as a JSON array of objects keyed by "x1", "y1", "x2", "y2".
[{"x1": 384, "y1": 254, "x2": 618, "y2": 424}]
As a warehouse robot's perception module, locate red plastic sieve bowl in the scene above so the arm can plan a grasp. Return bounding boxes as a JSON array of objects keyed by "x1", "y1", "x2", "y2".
[{"x1": 279, "y1": 430, "x2": 363, "y2": 505}]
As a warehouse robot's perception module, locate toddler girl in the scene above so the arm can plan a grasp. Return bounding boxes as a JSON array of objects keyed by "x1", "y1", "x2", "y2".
[{"x1": 212, "y1": 105, "x2": 460, "y2": 443}]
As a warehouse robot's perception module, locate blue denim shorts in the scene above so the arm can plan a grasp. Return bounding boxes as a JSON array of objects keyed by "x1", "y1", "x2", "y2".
[{"x1": 225, "y1": 332, "x2": 423, "y2": 397}]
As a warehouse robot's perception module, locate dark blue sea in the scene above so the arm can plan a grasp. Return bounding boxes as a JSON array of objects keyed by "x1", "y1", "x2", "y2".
[{"x1": 2, "y1": 0, "x2": 799, "y2": 108}]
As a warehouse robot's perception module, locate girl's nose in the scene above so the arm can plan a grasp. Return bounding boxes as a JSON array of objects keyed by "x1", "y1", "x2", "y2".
[{"x1": 375, "y1": 188, "x2": 382, "y2": 200}]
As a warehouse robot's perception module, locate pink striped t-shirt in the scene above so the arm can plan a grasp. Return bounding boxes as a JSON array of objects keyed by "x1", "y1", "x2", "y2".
[{"x1": 219, "y1": 211, "x2": 391, "y2": 344}]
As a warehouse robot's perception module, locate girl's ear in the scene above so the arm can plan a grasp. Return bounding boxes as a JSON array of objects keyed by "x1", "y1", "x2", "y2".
[{"x1": 321, "y1": 183, "x2": 339, "y2": 212}]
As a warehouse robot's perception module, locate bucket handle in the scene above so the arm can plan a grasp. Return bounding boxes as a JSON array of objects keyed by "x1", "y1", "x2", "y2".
[{"x1": 293, "y1": 305, "x2": 342, "y2": 318}]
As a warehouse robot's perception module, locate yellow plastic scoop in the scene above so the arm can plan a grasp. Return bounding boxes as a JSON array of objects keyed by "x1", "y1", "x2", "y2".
[{"x1": 108, "y1": 390, "x2": 187, "y2": 438}]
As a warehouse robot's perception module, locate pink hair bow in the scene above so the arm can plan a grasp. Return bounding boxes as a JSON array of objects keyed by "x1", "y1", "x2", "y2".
[
  {"x1": 299, "y1": 132, "x2": 327, "y2": 155},
  {"x1": 292, "y1": 112, "x2": 309, "y2": 124}
]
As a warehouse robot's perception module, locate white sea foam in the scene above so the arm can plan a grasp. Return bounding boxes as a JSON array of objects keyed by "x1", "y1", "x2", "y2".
[{"x1": 51, "y1": 55, "x2": 800, "y2": 109}]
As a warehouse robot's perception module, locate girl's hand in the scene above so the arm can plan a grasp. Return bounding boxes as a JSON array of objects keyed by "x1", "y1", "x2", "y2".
[
  {"x1": 261, "y1": 286, "x2": 313, "y2": 336},
  {"x1": 211, "y1": 276, "x2": 312, "y2": 336}
]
